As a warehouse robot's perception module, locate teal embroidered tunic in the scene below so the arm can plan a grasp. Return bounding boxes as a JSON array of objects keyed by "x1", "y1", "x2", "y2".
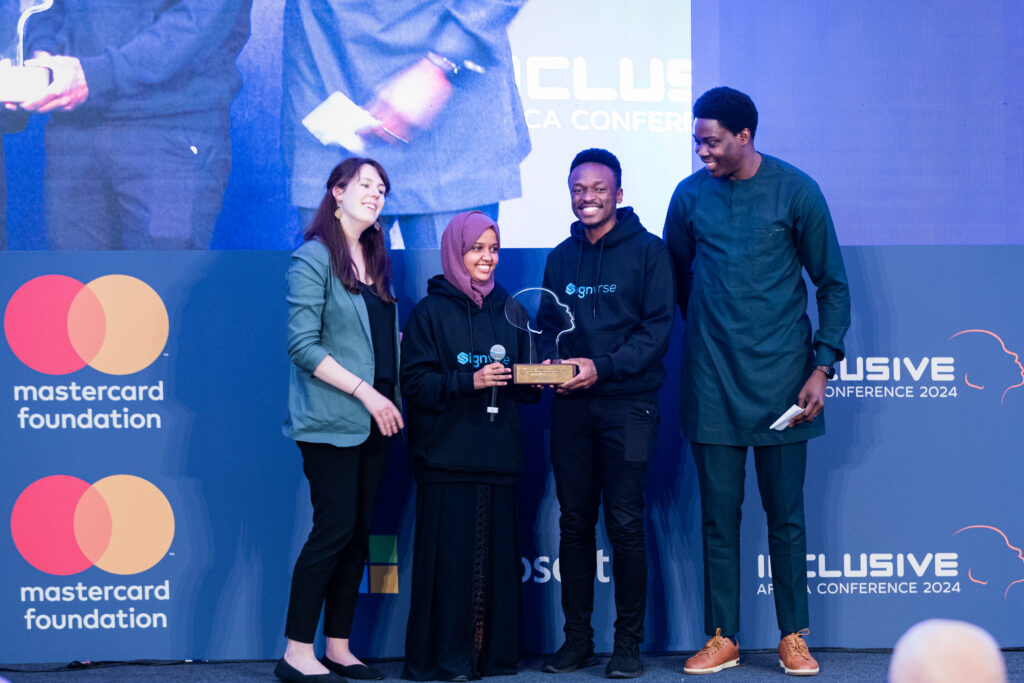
[{"x1": 664, "y1": 154, "x2": 851, "y2": 446}]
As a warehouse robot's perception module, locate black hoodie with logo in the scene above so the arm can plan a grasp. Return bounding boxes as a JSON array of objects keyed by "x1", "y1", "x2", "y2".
[
  {"x1": 540, "y1": 206, "x2": 675, "y2": 401},
  {"x1": 400, "y1": 276, "x2": 539, "y2": 483}
]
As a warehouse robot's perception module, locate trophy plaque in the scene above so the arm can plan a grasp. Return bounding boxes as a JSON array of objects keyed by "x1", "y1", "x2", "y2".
[
  {"x1": 504, "y1": 287, "x2": 577, "y2": 385},
  {"x1": 512, "y1": 362, "x2": 577, "y2": 385}
]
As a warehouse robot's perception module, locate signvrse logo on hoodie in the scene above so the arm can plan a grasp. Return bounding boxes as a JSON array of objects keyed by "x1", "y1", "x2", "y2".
[
  {"x1": 456, "y1": 351, "x2": 511, "y2": 368},
  {"x1": 565, "y1": 282, "x2": 618, "y2": 299}
]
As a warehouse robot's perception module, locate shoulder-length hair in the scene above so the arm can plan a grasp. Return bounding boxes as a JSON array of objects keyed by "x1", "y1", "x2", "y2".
[{"x1": 303, "y1": 157, "x2": 396, "y2": 303}]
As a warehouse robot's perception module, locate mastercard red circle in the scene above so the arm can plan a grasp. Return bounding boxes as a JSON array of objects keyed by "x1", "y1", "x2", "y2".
[
  {"x1": 4, "y1": 274, "x2": 168, "y2": 375},
  {"x1": 11, "y1": 475, "x2": 175, "y2": 576},
  {"x1": 10, "y1": 475, "x2": 96, "y2": 575},
  {"x1": 3, "y1": 276, "x2": 92, "y2": 375}
]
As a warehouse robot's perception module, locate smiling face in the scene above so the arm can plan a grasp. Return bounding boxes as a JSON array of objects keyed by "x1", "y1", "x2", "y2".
[
  {"x1": 332, "y1": 163, "x2": 386, "y2": 229},
  {"x1": 693, "y1": 117, "x2": 752, "y2": 180},
  {"x1": 569, "y1": 162, "x2": 622, "y2": 236},
  {"x1": 463, "y1": 228, "x2": 499, "y2": 282}
]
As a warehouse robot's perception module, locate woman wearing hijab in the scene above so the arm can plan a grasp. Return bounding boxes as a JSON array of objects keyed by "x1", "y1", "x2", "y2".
[
  {"x1": 278, "y1": 157, "x2": 403, "y2": 683},
  {"x1": 400, "y1": 211, "x2": 539, "y2": 681}
]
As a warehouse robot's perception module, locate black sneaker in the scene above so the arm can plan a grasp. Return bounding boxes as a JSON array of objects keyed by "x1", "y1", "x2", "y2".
[
  {"x1": 605, "y1": 642, "x2": 642, "y2": 679},
  {"x1": 542, "y1": 633, "x2": 598, "y2": 673}
]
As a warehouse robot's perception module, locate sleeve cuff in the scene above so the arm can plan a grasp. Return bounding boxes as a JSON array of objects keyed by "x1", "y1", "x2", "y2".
[
  {"x1": 297, "y1": 347, "x2": 329, "y2": 375},
  {"x1": 457, "y1": 371, "x2": 476, "y2": 395},
  {"x1": 432, "y1": 16, "x2": 490, "y2": 66},
  {"x1": 592, "y1": 356, "x2": 612, "y2": 383},
  {"x1": 26, "y1": 37, "x2": 59, "y2": 57},
  {"x1": 0, "y1": 110, "x2": 29, "y2": 134},
  {"x1": 813, "y1": 345, "x2": 839, "y2": 367},
  {"x1": 79, "y1": 51, "x2": 117, "y2": 102}
]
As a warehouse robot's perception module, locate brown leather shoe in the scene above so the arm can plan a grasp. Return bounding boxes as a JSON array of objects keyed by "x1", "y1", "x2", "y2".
[
  {"x1": 683, "y1": 628, "x2": 739, "y2": 674},
  {"x1": 778, "y1": 629, "x2": 819, "y2": 676}
]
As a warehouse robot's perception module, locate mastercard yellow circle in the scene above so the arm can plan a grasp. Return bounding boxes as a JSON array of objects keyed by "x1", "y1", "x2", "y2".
[
  {"x1": 89, "y1": 475, "x2": 175, "y2": 575},
  {"x1": 81, "y1": 275, "x2": 169, "y2": 375}
]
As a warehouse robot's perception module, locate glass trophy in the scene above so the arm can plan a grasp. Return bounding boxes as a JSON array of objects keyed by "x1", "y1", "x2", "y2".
[
  {"x1": 0, "y1": 0, "x2": 53, "y2": 104},
  {"x1": 504, "y1": 287, "x2": 578, "y2": 384}
]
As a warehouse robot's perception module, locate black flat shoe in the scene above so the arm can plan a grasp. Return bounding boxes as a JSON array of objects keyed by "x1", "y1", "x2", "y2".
[
  {"x1": 274, "y1": 658, "x2": 346, "y2": 682},
  {"x1": 320, "y1": 657, "x2": 385, "y2": 680}
]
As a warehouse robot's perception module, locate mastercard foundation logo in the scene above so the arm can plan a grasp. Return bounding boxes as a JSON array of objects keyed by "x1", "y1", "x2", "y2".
[
  {"x1": 4, "y1": 274, "x2": 169, "y2": 375},
  {"x1": 11, "y1": 475, "x2": 175, "y2": 576}
]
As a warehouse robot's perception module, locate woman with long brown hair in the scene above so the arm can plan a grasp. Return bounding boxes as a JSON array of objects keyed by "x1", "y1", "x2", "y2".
[{"x1": 277, "y1": 158, "x2": 403, "y2": 683}]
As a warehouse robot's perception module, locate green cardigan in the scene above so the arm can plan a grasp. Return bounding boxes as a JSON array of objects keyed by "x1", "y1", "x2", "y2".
[{"x1": 283, "y1": 240, "x2": 400, "y2": 447}]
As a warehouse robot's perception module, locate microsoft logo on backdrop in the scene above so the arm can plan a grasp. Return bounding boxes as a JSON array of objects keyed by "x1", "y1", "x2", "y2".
[{"x1": 359, "y1": 535, "x2": 398, "y2": 594}]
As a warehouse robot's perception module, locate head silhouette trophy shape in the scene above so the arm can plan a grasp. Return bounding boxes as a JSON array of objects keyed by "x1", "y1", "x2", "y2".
[
  {"x1": 13, "y1": 0, "x2": 53, "y2": 65},
  {"x1": 504, "y1": 287, "x2": 576, "y2": 364}
]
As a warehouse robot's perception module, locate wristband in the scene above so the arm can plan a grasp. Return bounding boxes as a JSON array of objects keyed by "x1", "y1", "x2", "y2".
[{"x1": 813, "y1": 364, "x2": 835, "y2": 380}]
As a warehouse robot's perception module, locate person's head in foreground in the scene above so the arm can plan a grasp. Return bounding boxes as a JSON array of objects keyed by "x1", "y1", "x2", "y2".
[{"x1": 888, "y1": 618, "x2": 1006, "y2": 683}]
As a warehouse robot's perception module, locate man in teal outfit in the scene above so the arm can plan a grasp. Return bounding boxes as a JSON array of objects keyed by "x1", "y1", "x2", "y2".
[{"x1": 663, "y1": 87, "x2": 850, "y2": 676}]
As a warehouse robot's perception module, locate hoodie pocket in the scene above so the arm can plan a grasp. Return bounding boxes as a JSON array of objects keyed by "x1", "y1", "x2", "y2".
[{"x1": 419, "y1": 402, "x2": 521, "y2": 473}]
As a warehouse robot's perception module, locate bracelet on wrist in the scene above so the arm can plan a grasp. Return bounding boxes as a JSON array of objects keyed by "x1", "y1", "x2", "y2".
[
  {"x1": 351, "y1": 378, "x2": 365, "y2": 396},
  {"x1": 425, "y1": 51, "x2": 486, "y2": 80}
]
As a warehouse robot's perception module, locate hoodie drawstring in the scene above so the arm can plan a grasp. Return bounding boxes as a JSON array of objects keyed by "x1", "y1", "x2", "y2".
[
  {"x1": 467, "y1": 297, "x2": 505, "y2": 375},
  {"x1": 487, "y1": 296, "x2": 500, "y2": 344},
  {"x1": 465, "y1": 300, "x2": 475, "y2": 358},
  {"x1": 572, "y1": 240, "x2": 584, "y2": 322},
  {"x1": 593, "y1": 238, "x2": 605, "y2": 319},
  {"x1": 573, "y1": 236, "x2": 606, "y2": 320}
]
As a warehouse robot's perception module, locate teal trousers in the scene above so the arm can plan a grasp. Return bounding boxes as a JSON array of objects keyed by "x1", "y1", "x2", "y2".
[{"x1": 691, "y1": 441, "x2": 809, "y2": 636}]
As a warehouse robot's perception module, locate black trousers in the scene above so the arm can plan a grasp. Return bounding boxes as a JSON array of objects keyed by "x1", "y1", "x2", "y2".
[
  {"x1": 284, "y1": 427, "x2": 389, "y2": 643},
  {"x1": 691, "y1": 441, "x2": 809, "y2": 637},
  {"x1": 44, "y1": 121, "x2": 231, "y2": 249},
  {"x1": 549, "y1": 396, "x2": 659, "y2": 645}
]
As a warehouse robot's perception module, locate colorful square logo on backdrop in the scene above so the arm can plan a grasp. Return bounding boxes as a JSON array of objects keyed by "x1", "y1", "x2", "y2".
[{"x1": 359, "y1": 535, "x2": 398, "y2": 594}]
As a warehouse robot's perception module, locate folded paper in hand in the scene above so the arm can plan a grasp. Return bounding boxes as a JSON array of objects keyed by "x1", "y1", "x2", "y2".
[
  {"x1": 769, "y1": 404, "x2": 805, "y2": 431},
  {"x1": 301, "y1": 91, "x2": 379, "y2": 154}
]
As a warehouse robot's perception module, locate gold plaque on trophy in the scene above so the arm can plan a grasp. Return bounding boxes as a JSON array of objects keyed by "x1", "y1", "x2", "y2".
[{"x1": 513, "y1": 363, "x2": 577, "y2": 385}]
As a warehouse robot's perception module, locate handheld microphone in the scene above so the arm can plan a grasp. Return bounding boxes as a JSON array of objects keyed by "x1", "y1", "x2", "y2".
[{"x1": 487, "y1": 344, "x2": 506, "y2": 422}]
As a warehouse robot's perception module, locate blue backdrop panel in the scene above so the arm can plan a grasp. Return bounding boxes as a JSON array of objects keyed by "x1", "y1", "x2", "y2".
[
  {"x1": 2, "y1": 246, "x2": 1022, "y2": 663},
  {"x1": 691, "y1": 0, "x2": 1024, "y2": 247}
]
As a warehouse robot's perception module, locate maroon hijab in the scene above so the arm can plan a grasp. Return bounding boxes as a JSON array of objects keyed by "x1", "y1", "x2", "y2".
[{"x1": 440, "y1": 211, "x2": 499, "y2": 308}]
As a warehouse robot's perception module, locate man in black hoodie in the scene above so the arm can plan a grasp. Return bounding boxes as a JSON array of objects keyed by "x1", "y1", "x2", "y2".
[
  {"x1": 539, "y1": 148, "x2": 675, "y2": 679},
  {"x1": 20, "y1": 0, "x2": 251, "y2": 249}
]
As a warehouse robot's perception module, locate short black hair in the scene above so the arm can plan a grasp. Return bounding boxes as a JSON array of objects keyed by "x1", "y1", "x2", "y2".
[
  {"x1": 693, "y1": 87, "x2": 758, "y2": 139},
  {"x1": 569, "y1": 148, "x2": 622, "y2": 188}
]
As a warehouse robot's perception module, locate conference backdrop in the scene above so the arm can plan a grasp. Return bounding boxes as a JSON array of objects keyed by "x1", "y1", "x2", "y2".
[{"x1": 2, "y1": 0, "x2": 1024, "y2": 665}]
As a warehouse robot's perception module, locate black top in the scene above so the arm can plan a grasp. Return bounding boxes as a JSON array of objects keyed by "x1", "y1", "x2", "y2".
[
  {"x1": 360, "y1": 283, "x2": 397, "y2": 391},
  {"x1": 400, "y1": 277, "x2": 540, "y2": 484},
  {"x1": 539, "y1": 206, "x2": 676, "y2": 401}
]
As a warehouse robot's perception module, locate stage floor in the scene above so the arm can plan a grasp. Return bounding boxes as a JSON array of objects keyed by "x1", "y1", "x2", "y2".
[{"x1": 4, "y1": 650, "x2": 1024, "y2": 682}]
